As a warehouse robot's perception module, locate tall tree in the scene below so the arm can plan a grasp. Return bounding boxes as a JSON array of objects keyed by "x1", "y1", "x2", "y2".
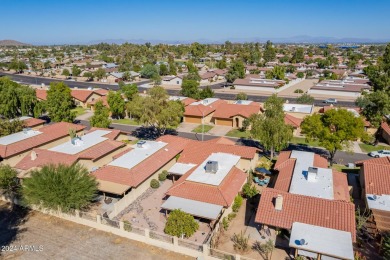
[
  {"x1": 263, "y1": 40, "x2": 276, "y2": 63},
  {"x1": 199, "y1": 86, "x2": 214, "y2": 99},
  {"x1": 0, "y1": 165, "x2": 18, "y2": 194},
  {"x1": 301, "y1": 109, "x2": 366, "y2": 165},
  {"x1": 94, "y1": 68, "x2": 106, "y2": 81},
  {"x1": 250, "y1": 95, "x2": 292, "y2": 159},
  {"x1": 46, "y1": 82, "x2": 75, "y2": 122},
  {"x1": 236, "y1": 92, "x2": 248, "y2": 100},
  {"x1": 265, "y1": 66, "x2": 285, "y2": 80},
  {"x1": 120, "y1": 83, "x2": 139, "y2": 100},
  {"x1": 107, "y1": 91, "x2": 125, "y2": 119},
  {"x1": 159, "y1": 63, "x2": 169, "y2": 76},
  {"x1": 181, "y1": 78, "x2": 200, "y2": 99},
  {"x1": 90, "y1": 100, "x2": 111, "y2": 128},
  {"x1": 22, "y1": 164, "x2": 98, "y2": 212},
  {"x1": 226, "y1": 60, "x2": 245, "y2": 83},
  {"x1": 71, "y1": 65, "x2": 81, "y2": 77},
  {"x1": 140, "y1": 64, "x2": 159, "y2": 79},
  {"x1": 0, "y1": 119, "x2": 26, "y2": 137}
]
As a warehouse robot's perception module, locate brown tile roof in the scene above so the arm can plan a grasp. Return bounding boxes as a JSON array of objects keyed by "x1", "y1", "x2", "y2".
[
  {"x1": 184, "y1": 100, "x2": 226, "y2": 117},
  {"x1": 332, "y1": 170, "x2": 350, "y2": 201},
  {"x1": 35, "y1": 89, "x2": 47, "y2": 101},
  {"x1": 166, "y1": 166, "x2": 246, "y2": 207},
  {"x1": 0, "y1": 122, "x2": 85, "y2": 159},
  {"x1": 274, "y1": 158, "x2": 296, "y2": 191},
  {"x1": 200, "y1": 71, "x2": 216, "y2": 80},
  {"x1": 93, "y1": 89, "x2": 109, "y2": 96},
  {"x1": 255, "y1": 188, "x2": 356, "y2": 241},
  {"x1": 23, "y1": 118, "x2": 45, "y2": 128},
  {"x1": 274, "y1": 151, "x2": 292, "y2": 170},
  {"x1": 88, "y1": 96, "x2": 109, "y2": 107},
  {"x1": 182, "y1": 98, "x2": 197, "y2": 106},
  {"x1": 213, "y1": 103, "x2": 261, "y2": 119},
  {"x1": 284, "y1": 114, "x2": 303, "y2": 128},
  {"x1": 71, "y1": 89, "x2": 94, "y2": 102},
  {"x1": 357, "y1": 157, "x2": 390, "y2": 195},
  {"x1": 206, "y1": 137, "x2": 236, "y2": 146}
]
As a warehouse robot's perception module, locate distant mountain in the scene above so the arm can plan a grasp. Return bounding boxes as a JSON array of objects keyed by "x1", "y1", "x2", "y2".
[{"x1": 0, "y1": 39, "x2": 32, "y2": 46}]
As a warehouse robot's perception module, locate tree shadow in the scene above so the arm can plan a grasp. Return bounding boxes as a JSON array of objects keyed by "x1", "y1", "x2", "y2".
[
  {"x1": 0, "y1": 201, "x2": 30, "y2": 254},
  {"x1": 131, "y1": 126, "x2": 178, "y2": 140},
  {"x1": 286, "y1": 143, "x2": 329, "y2": 158}
]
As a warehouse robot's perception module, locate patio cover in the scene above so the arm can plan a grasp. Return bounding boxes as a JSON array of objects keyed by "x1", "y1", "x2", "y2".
[
  {"x1": 289, "y1": 222, "x2": 354, "y2": 260},
  {"x1": 168, "y1": 162, "x2": 196, "y2": 176},
  {"x1": 255, "y1": 167, "x2": 272, "y2": 175},
  {"x1": 98, "y1": 180, "x2": 131, "y2": 195},
  {"x1": 161, "y1": 196, "x2": 223, "y2": 220}
]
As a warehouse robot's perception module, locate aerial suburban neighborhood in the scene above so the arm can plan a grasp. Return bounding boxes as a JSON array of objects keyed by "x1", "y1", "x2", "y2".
[{"x1": 1, "y1": 1, "x2": 390, "y2": 260}]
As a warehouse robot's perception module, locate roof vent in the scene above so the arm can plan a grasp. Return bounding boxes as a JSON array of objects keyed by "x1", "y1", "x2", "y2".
[
  {"x1": 71, "y1": 137, "x2": 83, "y2": 146},
  {"x1": 275, "y1": 195, "x2": 283, "y2": 211},
  {"x1": 307, "y1": 167, "x2": 318, "y2": 182},
  {"x1": 205, "y1": 161, "x2": 218, "y2": 173},
  {"x1": 30, "y1": 150, "x2": 37, "y2": 161},
  {"x1": 23, "y1": 128, "x2": 32, "y2": 134},
  {"x1": 137, "y1": 140, "x2": 146, "y2": 148}
]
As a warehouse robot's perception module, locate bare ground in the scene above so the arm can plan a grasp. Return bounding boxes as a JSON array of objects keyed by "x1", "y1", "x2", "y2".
[{"x1": 0, "y1": 201, "x2": 191, "y2": 260}]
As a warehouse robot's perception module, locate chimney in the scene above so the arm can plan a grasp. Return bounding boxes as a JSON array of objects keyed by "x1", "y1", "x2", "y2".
[
  {"x1": 307, "y1": 167, "x2": 318, "y2": 182},
  {"x1": 275, "y1": 195, "x2": 283, "y2": 211},
  {"x1": 205, "y1": 161, "x2": 218, "y2": 174},
  {"x1": 30, "y1": 151, "x2": 37, "y2": 161}
]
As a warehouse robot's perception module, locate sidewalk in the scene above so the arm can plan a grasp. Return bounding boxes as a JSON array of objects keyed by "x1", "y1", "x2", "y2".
[
  {"x1": 76, "y1": 110, "x2": 93, "y2": 121},
  {"x1": 352, "y1": 141, "x2": 365, "y2": 154}
]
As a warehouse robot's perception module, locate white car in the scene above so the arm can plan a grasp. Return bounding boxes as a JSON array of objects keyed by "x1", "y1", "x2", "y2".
[{"x1": 369, "y1": 150, "x2": 390, "y2": 158}]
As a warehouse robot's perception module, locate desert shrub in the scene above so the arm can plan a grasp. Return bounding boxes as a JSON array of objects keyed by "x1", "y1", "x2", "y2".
[
  {"x1": 150, "y1": 179, "x2": 160, "y2": 189},
  {"x1": 232, "y1": 195, "x2": 243, "y2": 212},
  {"x1": 294, "y1": 89, "x2": 304, "y2": 93},
  {"x1": 158, "y1": 170, "x2": 168, "y2": 181}
]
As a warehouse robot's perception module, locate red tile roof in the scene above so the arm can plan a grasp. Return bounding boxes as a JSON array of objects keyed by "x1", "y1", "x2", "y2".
[
  {"x1": 166, "y1": 167, "x2": 246, "y2": 207},
  {"x1": 274, "y1": 151, "x2": 292, "y2": 170},
  {"x1": 332, "y1": 170, "x2": 350, "y2": 201},
  {"x1": 71, "y1": 89, "x2": 94, "y2": 102},
  {"x1": 206, "y1": 137, "x2": 236, "y2": 146},
  {"x1": 255, "y1": 188, "x2": 356, "y2": 241},
  {"x1": 0, "y1": 122, "x2": 85, "y2": 159},
  {"x1": 274, "y1": 158, "x2": 296, "y2": 191},
  {"x1": 184, "y1": 100, "x2": 226, "y2": 117},
  {"x1": 200, "y1": 71, "x2": 216, "y2": 80},
  {"x1": 382, "y1": 122, "x2": 390, "y2": 136},
  {"x1": 182, "y1": 98, "x2": 197, "y2": 106},
  {"x1": 89, "y1": 96, "x2": 109, "y2": 107},
  {"x1": 357, "y1": 157, "x2": 390, "y2": 195},
  {"x1": 93, "y1": 89, "x2": 109, "y2": 96},
  {"x1": 284, "y1": 114, "x2": 303, "y2": 128},
  {"x1": 213, "y1": 103, "x2": 261, "y2": 119},
  {"x1": 23, "y1": 118, "x2": 45, "y2": 128},
  {"x1": 35, "y1": 89, "x2": 47, "y2": 101}
]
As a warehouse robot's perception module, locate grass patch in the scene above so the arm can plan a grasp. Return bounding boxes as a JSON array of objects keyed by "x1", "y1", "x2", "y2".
[
  {"x1": 359, "y1": 143, "x2": 390, "y2": 153},
  {"x1": 226, "y1": 129, "x2": 251, "y2": 138},
  {"x1": 332, "y1": 164, "x2": 360, "y2": 174},
  {"x1": 290, "y1": 137, "x2": 320, "y2": 147},
  {"x1": 257, "y1": 156, "x2": 273, "y2": 170},
  {"x1": 112, "y1": 118, "x2": 140, "y2": 125},
  {"x1": 71, "y1": 106, "x2": 87, "y2": 116},
  {"x1": 192, "y1": 124, "x2": 213, "y2": 133}
]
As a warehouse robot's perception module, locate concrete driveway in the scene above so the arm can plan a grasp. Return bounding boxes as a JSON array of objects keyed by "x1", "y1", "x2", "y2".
[
  {"x1": 176, "y1": 123, "x2": 198, "y2": 133},
  {"x1": 208, "y1": 125, "x2": 232, "y2": 136}
]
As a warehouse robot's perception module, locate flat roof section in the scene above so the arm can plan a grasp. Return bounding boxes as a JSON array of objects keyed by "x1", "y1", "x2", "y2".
[
  {"x1": 233, "y1": 100, "x2": 253, "y2": 105},
  {"x1": 161, "y1": 196, "x2": 223, "y2": 220},
  {"x1": 289, "y1": 222, "x2": 354, "y2": 260},
  {"x1": 289, "y1": 151, "x2": 334, "y2": 200},
  {"x1": 189, "y1": 98, "x2": 219, "y2": 106},
  {"x1": 108, "y1": 141, "x2": 167, "y2": 169},
  {"x1": 168, "y1": 162, "x2": 196, "y2": 176},
  {"x1": 186, "y1": 152, "x2": 240, "y2": 186},
  {"x1": 0, "y1": 129, "x2": 43, "y2": 145},
  {"x1": 283, "y1": 103, "x2": 313, "y2": 114},
  {"x1": 366, "y1": 194, "x2": 390, "y2": 211},
  {"x1": 49, "y1": 130, "x2": 111, "y2": 155}
]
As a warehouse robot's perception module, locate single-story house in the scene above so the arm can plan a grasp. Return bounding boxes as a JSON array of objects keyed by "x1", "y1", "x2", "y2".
[
  {"x1": 212, "y1": 100, "x2": 262, "y2": 128},
  {"x1": 381, "y1": 122, "x2": 390, "y2": 144},
  {"x1": 183, "y1": 98, "x2": 226, "y2": 124},
  {"x1": 162, "y1": 75, "x2": 183, "y2": 85},
  {"x1": 200, "y1": 71, "x2": 217, "y2": 84},
  {"x1": 233, "y1": 76, "x2": 285, "y2": 92}
]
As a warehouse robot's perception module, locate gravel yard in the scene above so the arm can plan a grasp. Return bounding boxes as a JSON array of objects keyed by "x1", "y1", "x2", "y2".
[{"x1": 0, "y1": 201, "x2": 190, "y2": 260}]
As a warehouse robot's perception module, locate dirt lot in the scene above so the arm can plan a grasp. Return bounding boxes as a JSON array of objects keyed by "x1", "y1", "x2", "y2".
[{"x1": 0, "y1": 201, "x2": 191, "y2": 260}]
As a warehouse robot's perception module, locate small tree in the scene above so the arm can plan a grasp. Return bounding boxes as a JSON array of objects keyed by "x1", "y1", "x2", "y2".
[
  {"x1": 199, "y1": 86, "x2": 214, "y2": 99},
  {"x1": 236, "y1": 92, "x2": 248, "y2": 100},
  {"x1": 254, "y1": 239, "x2": 275, "y2": 260},
  {"x1": 0, "y1": 119, "x2": 25, "y2": 137},
  {"x1": 232, "y1": 195, "x2": 243, "y2": 212},
  {"x1": 46, "y1": 82, "x2": 75, "y2": 123},
  {"x1": 94, "y1": 68, "x2": 106, "y2": 80},
  {"x1": 164, "y1": 209, "x2": 199, "y2": 238},
  {"x1": 107, "y1": 91, "x2": 125, "y2": 119},
  {"x1": 0, "y1": 165, "x2": 19, "y2": 193},
  {"x1": 90, "y1": 100, "x2": 111, "y2": 128},
  {"x1": 297, "y1": 72, "x2": 305, "y2": 78},
  {"x1": 242, "y1": 183, "x2": 258, "y2": 198},
  {"x1": 22, "y1": 164, "x2": 98, "y2": 212},
  {"x1": 296, "y1": 93, "x2": 315, "y2": 104},
  {"x1": 382, "y1": 232, "x2": 390, "y2": 259},
  {"x1": 232, "y1": 231, "x2": 250, "y2": 253},
  {"x1": 62, "y1": 68, "x2": 70, "y2": 76}
]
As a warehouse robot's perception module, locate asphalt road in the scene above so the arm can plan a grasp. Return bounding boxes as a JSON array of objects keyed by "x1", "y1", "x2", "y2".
[
  {"x1": 79, "y1": 120, "x2": 370, "y2": 164},
  {"x1": 1, "y1": 72, "x2": 356, "y2": 106}
]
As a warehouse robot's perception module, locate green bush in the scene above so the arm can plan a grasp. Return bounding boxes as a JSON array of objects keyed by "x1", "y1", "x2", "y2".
[
  {"x1": 158, "y1": 170, "x2": 168, "y2": 181},
  {"x1": 150, "y1": 179, "x2": 160, "y2": 189},
  {"x1": 0, "y1": 164, "x2": 19, "y2": 193},
  {"x1": 242, "y1": 183, "x2": 258, "y2": 198},
  {"x1": 164, "y1": 209, "x2": 199, "y2": 238},
  {"x1": 232, "y1": 195, "x2": 243, "y2": 212},
  {"x1": 123, "y1": 220, "x2": 132, "y2": 231},
  {"x1": 294, "y1": 89, "x2": 304, "y2": 93},
  {"x1": 297, "y1": 72, "x2": 305, "y2": 78},
  {"x1": 222, "y1": 217, "x2": 229, "y2": 230},
  {"x1": 228, "y1": 213, "x2": 237, "y2": 221}
]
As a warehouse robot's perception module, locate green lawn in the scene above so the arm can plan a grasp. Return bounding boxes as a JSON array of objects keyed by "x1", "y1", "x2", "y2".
[
  {"x1": 290, "y1": 137, "x2": 320, "y2": 147},
  {"x1": 192, "y1": 124, "x2": 213, "y2": 133},
  {"x1": 226, "y1": 129, "x2": 251, "y2": 139},
  {"x1": 112, "y1": 118, "x2": 140, "y2": 125},
  {"x1": 359, "y1": 143, "x2": 390, "y2": 153},
  {"x1": 71, "y1": 106, "x2": 87, "y2": 116}
]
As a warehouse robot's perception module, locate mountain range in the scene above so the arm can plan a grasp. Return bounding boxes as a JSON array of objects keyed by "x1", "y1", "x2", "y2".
[{"x1": 0, "y1": 39, "x2": 32, "y2": 46}]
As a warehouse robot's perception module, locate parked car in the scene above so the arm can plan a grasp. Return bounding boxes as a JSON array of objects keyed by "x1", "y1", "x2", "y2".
[
  {"x1": 369, "y1": 150, "x2": 390, "y2": 158},
  {"x1": 324, "y1": 98, "x2": 337, "y2": 104}
]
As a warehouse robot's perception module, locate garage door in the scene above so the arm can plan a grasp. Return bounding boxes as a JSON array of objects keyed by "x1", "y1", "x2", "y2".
[
  {"x1": 185, "y1": 116, "x2": 202, "y2": 124},
  {"x1": 216, "y1": 118, "x2": 233, "y2": 126}
]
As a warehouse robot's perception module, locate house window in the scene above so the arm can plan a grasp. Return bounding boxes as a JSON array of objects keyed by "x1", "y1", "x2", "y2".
[{"x1": 176, "y1": 81, "x2": 179, "y2": 84}]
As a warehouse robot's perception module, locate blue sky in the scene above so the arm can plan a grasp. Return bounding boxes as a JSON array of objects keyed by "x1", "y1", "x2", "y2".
[{"x1": 1, "y1": 0, "x2": 389, "y2": 44}]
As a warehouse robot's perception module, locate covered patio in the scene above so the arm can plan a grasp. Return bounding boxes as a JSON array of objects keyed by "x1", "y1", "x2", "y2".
[{"x1": 289, "y1": 222, "x2": 354, "y2": 260}]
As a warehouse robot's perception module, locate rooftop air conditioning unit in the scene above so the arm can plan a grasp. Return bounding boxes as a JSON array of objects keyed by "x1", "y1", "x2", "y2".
[
  {"x1": 137, "y1": 140, "x2": 146, "y2": 148},
  {"x1": 205, "y1": 161, "x2": 218, "y2": 173}
]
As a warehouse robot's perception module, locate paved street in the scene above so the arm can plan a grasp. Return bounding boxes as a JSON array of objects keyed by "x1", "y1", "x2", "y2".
[
  {"x1": 0, "y1": 72, "x2": 356, "y2": 107},
  {"x1": 78, "y1": 120, "x2": 371, "y2": 164}
]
